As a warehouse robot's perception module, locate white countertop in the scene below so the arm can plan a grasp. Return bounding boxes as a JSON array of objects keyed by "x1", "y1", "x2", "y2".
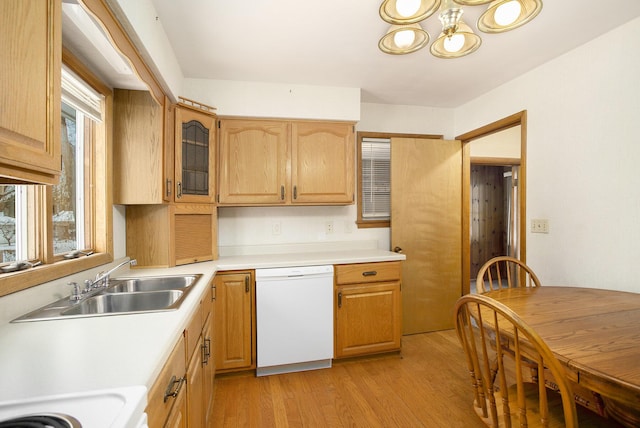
[{"x1": 0, "y1": 249, "x2": 404, "y2": 422}]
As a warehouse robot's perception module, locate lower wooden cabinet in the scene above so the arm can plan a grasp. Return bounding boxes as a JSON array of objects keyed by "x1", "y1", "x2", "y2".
[
  {"x1": 126, "y1": 203, "x2": 218, "y2": 268},
  {"x1": 146, "y1": 336, "x2": 186, "y2": 428},
  {"x1": 146, "y1": 280, "x2": 215, "y2": 428},
  {"x1": 186, "y1": 280, "x2": 215, "y2": 428},
  {"x1": 334, "y1": 261, "x2": 403, "y2": 359},
  {"x1": 214, "y1": 271, "x2": 255, "y2": 373}
]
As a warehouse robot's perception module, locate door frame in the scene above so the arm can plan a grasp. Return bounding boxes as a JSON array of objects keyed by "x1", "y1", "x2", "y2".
[{"x1": 457, "y1": 110, "x2": 528, "y2": 295}]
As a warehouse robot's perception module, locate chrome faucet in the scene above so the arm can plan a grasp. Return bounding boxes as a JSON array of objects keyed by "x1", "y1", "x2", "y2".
[{"x1": 84, "y1": 259, "x2": 137, "y2": 292}]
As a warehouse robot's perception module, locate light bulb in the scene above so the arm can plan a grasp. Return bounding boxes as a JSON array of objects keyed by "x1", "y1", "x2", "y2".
[
  {"x1": 444, "y1": 33, "x2": 464, "y2": 52},
  {"x1": 395, "y1": 0, "x2": 421, "y2": 18},
  {"x1": 394, "y1": 29, "x2": 416, "y2": 48},
  {"x1": 494, "y1": 1, "x2": 522, "y2": 26}
]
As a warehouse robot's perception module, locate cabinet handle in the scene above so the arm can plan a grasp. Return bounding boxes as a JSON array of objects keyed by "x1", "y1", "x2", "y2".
[
  {"x1": 362, "y1": 271, "x2": 377, "y2": 277},
  {"x1": 280, "y1": 185, "x2": 285, "y2": 200},
  {"x1": 338, "y1": 291, "x2": 342, "y2": 308},
  {"x1": 177, "y1": 182, "x2": 182, "y2": 198},
  {"x1": 166, "y1": 179, "x2": 172, "y2": 197},
  {"x1": 293, "y1": 185, "x2": 297, "y2": 200},
  {"x1": 164, "y1": 375, "x2": 185, "y2": 402},
  {"x1": 245, "y1": 275, "x2": 250, "y2": 293},
  {"x1": 202, "y1": 338, "x2": 211, "y2": 365}
]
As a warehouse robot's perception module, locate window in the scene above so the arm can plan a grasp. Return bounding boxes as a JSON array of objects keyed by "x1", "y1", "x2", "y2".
[
  {"x1": 357, "y1": 132, "x2": 444, "y2": 228},
  {"x1": 0, "y1": 55, "x2": 112, "y2": 296},
  {"x1": 361, "y1": 138, "x2": 391, "y2": 222}
]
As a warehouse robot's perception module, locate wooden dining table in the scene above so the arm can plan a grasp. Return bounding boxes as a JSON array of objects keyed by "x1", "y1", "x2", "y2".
[{"x1": 484, "y1": 286, "x2": 640, "y2": 427}]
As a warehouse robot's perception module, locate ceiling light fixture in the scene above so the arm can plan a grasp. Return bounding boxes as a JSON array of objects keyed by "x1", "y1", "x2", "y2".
[{"x1": 378, "y1": 0, "x2": 542, "y2": 58}]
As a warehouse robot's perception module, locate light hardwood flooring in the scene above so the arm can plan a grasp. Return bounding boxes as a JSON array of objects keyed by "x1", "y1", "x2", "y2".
[{"x1": 211, "y1": 329, "x2": 486, "y2": 427}]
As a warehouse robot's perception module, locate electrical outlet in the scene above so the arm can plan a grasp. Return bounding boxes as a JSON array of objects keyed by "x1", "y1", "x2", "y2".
[
  {"x1": 272, "y1": 221, "x2": 281, "y2": 235},
  {"x1": 531, "y1": 219, "x2": 549, "y2": 234},
  {"x1": 325, "y1": 221, "x2": 334, "y2": 234}
]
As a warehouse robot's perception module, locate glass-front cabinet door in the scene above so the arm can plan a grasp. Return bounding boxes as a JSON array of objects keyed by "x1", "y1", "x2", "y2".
[{"x1": 174, "y1": 102, "x2": 216, "y2": 203}]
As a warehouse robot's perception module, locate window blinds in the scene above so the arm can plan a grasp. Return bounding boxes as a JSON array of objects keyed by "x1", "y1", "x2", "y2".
[{"x1": 361, "y1": 137, "x2": 390, "y2": 220}]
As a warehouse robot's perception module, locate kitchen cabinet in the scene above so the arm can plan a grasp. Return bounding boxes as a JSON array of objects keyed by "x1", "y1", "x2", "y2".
[
  {"x1": 290, "y1": 121, "x2": 355, "y2": 204},
  {"x1": 146, "y1": 335, "x2": 186, "y2": 428},
  {"x1": 0, "y1": 0, "x2": 61, "y2": 184},
  {"x1": 185, "y1": 283, "x2": 214, "y2": 428},
  {"x1": 113, "y1": 89, "x2": 175, "y2": 204},
  {"x1": 334, "y1": 261, "x2": 402, "y2": 359},
  {"x1": 126, "y1": 203, "x2": 218, "y2": 268},
  {"x1": 218, "y1": 118, "x2": 355, "y2": 205},
  {"x1": 214, "y1": 271, "x2": 255, "y2": 372},
  {"x1": 175, "y1": 100, "x2": 217, "y2": 204}
]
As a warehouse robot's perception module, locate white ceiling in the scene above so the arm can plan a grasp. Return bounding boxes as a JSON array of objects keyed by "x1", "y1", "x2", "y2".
[{"x1": 145, "y1": 1, "x2": 640, "y2": 108}]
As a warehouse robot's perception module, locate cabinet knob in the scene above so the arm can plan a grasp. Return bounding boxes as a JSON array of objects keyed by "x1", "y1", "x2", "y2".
[{"x1": 393, "y1": 246, "x2": 403, "y2": 253}]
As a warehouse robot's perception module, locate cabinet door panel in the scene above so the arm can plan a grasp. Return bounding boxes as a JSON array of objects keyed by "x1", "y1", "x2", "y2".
[
  {"x1": 214, "y1": 272, "x2": 254, "y2": 371},
  {"x1": 0, "y1": 0, "x2": 61, "y2": 183},
  {"x1": 291, "y1": 122, "x2": 354, "y2": 204},
  {"x1": 175, "y1": 106, "x2": 216, "y2": 203},
  {"x1": 335, "y1": 281, "x2": 401, "y2": 358},
  {"x1": 218, "y1": 119, "x2": 288, "y2": 205}
]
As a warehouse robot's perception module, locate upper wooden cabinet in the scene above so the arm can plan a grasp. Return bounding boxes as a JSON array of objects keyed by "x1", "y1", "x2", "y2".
[
  {"x1": 218, "y1": 119, "x2": 288, "y2": 205},
  {"x1": 0, "y1": 0, "x2": 61, "y2": 184},
  {"x1": 291, "y1": 121, "x2": 355, "y2": 204},
  {"x1": 113, "y1": 89, "x2": 174, "y2": 204},
  {"x1": 175, "y1": 102, "x2": 217, "y2": 204},
  {"x1": 218, "y1": 118, "x2": 355, "y2": 206}
]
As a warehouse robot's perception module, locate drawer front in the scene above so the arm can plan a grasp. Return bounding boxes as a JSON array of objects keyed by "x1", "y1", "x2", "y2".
[
  {"x1": 335, "y1": 261, "x2": 401, "y2": 285},
  {"x1": 147, "y1": 335, "x2": 186, "y2": 428}
]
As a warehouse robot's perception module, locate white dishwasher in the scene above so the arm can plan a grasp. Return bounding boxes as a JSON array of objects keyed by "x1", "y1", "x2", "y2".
[{"x1": 255, "y1": 265, "x2": 334, "y2": 376}]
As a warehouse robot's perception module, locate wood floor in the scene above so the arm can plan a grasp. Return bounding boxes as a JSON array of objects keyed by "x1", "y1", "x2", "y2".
[{"x1": 211, "y1": 329, "x2": 486, "y2": 427}]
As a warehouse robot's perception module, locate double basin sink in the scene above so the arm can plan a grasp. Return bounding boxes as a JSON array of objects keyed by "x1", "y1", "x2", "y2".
[{"x1": 13, "y1": 275, "x2": 202, "y2": 322}]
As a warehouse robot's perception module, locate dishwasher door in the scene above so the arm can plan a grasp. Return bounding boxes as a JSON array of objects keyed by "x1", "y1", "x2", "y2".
[{"x1": 256, "y1": 265, "x2": 334, "y2": 376}]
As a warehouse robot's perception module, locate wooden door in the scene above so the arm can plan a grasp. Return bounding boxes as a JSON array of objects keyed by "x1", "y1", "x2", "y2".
[
  {"x1": 291, "y1": 121, "x2": 355, "y2": 204},
  {"x1": 218, "y1": 119, "x2": 289, "y2": 204},
  {"x1": 391, "y1": 138, "x2": 462, "y2": 334}
]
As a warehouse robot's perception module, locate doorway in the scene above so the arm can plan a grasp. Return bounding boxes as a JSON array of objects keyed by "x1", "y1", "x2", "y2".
[{"x1": 457, "y1": 111, "x2": 527, "y2": 295}]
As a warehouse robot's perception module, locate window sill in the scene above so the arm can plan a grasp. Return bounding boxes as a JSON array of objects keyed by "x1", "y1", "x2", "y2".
[
  {"x1": 0, "y1": 253, "x2": 112, "y2": 297},
  {"x1": 356, "y1": 220, "x2": 390, "y2": 229}
]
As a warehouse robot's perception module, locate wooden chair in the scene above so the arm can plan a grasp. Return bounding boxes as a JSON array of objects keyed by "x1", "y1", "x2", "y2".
[
  {"x1": 454, "y1": 294, "x2": 621, "y2": 428},
  {"x1": 476, "y1": 256, "x2": 541, "y2": 293}
]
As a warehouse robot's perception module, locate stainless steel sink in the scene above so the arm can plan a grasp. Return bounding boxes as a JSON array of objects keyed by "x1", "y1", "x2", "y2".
[
  {"x1": 12, "y1": 274, "x2": 203, "y2": 322},
  {"x1": 62, "y1": 290, "x2": 184, "y2": 316},
  {"x1": 105, "y1": 275, "x2": 198, "y2": 293}
]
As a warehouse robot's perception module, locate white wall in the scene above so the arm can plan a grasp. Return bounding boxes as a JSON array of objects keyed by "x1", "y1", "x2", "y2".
[
  {"x1": 455, "y1": 17, "x2": 640, "y2": 292},
  {"x1": 182, "y1": 79, "x2": 360, "y2": 121}
]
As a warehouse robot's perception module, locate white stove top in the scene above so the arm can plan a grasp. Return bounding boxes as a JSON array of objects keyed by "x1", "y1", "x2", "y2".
[{"x1": 0, "y1": 386, "x2": 147, "y2": 428}]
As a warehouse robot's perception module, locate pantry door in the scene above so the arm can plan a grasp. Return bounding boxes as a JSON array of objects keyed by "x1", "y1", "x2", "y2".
[{"x1": 391, "y1": 138, "x2": 462, "y2": 334}]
